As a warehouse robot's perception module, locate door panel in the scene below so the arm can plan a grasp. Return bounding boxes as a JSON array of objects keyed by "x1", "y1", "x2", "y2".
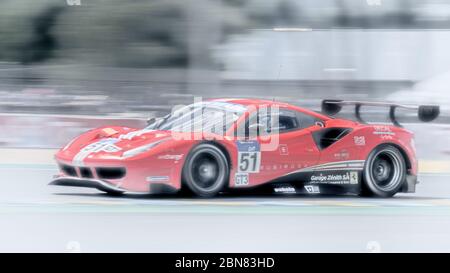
[
  {"x1": 232, "y1": 107, "x2": 323, "y2": 187},
  {"x1": 256, "y1": 129, "x2": 320, "y2": 185}
]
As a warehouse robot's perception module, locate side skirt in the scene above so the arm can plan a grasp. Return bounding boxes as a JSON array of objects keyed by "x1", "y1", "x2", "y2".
[{"x1": 235, "y1": 170, "x2": 363, "y2": 196}]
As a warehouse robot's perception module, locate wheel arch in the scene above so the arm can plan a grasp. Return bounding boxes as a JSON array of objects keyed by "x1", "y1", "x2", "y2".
[
  {"x1": 361, "y1": 142, "x2": 411, "y2": 197},
  {"x1": 180, "y1": 140, "x2": 232, "y2": 192},
  {"x1": 201, "y1": 140, "x2": 232, "y2": 170},
  {"x1": 369, "y1": 142, "x2": 412, "y2": 174}
]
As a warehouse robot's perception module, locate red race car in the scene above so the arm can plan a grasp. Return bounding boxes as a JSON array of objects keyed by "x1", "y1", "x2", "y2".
[{"x1": 50, "y1": 98, "x2": 439, "y2": 197}]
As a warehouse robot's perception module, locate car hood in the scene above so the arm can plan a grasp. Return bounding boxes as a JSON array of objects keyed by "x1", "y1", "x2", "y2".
[{"x1": 60, "y1": 126, "x2": 173, "y2": 159}]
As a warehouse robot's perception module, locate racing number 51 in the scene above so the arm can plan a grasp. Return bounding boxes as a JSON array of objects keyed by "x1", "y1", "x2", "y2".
[{"x1": 238, "y1": 152, "x2": 260, "y2": 173}]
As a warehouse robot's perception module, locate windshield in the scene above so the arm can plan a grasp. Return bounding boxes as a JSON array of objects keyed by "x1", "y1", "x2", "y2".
[{"x1": 146, "y1": 101, "x2": 247, "y2": 135}]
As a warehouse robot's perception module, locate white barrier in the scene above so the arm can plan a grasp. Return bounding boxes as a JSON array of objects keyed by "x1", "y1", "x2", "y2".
[{"x1": 0, "y1": 114, "x2": 146, "y2": 148}]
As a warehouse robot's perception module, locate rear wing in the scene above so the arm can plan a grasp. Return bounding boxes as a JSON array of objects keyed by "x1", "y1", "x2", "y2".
[{"x1": 321, "y1": 100, "x2": 440, "y2": 127}]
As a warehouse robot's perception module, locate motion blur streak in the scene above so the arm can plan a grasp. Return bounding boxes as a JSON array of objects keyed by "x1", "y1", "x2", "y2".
[{"x1": 0, "y1": 0, "x2": 449, "y2": 252}]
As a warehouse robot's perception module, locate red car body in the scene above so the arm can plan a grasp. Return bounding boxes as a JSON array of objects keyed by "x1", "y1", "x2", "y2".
[{"x1": 51, "y1": 98, "x2": 421, "y2": 196}]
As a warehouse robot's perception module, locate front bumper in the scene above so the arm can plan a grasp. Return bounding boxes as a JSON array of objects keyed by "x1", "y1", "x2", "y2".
[
  {"x1": 54, "y1": 150, "x2": 182, "y2": 192},
  {"x1": 49, "y1": 175, "x2": 178, "y2": 194},
  {"x1": 50, "y1": 175, "x2": 130, "y2": 194}
]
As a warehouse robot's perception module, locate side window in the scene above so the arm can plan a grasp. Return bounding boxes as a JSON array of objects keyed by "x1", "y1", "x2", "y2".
[
  {"x1": 236, "y1": 113, "x2": 263, "y2": 138},
  {"x1": 236, "y1": 111, "x2": 273, "y2": 137},
  {"x1": 250, "y1": 109, "x2": 300, "y2": 135},
  {"x1": 271, "y1": 109, "x2": 299, "y2": 133},
  {"x1": 236, "y1": 108, "x2": 319, "y2": 137},
  {"x1": 295, "y1": 111, "x2": 320, "y2": 129}
]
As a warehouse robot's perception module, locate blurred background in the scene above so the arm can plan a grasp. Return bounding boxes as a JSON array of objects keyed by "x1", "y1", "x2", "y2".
[
  {"x1": 2, "y1": 0, "x2": 450, "y2": 253},
  {"x1": 1, "y1": 0, "x2": 450, "y2": 148}
]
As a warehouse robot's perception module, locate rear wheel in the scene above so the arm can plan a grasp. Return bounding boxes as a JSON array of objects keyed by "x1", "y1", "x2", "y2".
[
  {"x1": 182, "y1": 144, "x2": 229, "y2": 197},
  {"x1": 361, "y1": 145, "x2": 406, "y2": 197}
]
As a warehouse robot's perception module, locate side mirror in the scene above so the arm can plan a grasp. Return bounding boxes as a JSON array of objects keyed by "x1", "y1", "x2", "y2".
[
  {"x1": 147, "y1": 117, "x2": 156, "y2": 126},
  {"x1": 315, "y1": 121, "x2": 325, "y2": 128}
]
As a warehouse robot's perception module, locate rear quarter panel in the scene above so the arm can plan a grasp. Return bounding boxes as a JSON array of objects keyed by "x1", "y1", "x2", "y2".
[{"x1": 347, "y1": 125, "x2": 418, "y2": 175}]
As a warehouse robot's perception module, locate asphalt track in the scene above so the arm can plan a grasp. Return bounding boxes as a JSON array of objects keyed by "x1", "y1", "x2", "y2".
[{"x1": 0, "y1": 161, "x2": 449, "y2": 253}]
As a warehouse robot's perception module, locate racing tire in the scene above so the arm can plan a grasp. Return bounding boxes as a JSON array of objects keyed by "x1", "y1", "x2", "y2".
[
  {"x1": 182, "y1": 143, "x2": 229, "y2": 197},
  {"x1": 361, "y1": 145, "x2": 406, "y2": 197}
]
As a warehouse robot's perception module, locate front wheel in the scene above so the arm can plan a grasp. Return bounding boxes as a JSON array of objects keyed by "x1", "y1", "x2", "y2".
[
  {"x1": 361, "y1": 145, "x2": 406, "y2": 197},
  {"x1": 182, "y1": 144, "x2": 229, "y2": 197}
]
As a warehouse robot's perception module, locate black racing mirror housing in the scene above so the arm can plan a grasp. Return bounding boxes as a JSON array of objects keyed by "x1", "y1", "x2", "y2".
[{"x1": 146, "y1": 117, "x2": 156, "y2": 125}]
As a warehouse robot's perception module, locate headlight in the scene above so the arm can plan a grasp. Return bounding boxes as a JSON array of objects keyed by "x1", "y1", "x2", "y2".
[{"x1": 122, "y1": 139, "x2": 167, "y2": 158}]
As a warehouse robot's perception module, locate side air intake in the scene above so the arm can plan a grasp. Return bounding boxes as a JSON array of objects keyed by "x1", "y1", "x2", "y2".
[{"x1": 312, "y1": 128, "x2": 352, "y2": 150}]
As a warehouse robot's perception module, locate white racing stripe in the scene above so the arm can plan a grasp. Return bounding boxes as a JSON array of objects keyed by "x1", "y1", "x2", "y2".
[
  {"x1": 287, "y1": 160, "x2": 366, "y2": 175},
  {"x1": 72, "y1": 138, "x2": 119, "y2": 166},
  {"x1": 307, "y1": 160, "x2": 365, "y2": 171},
  {"x1": 72, "y1": 149, "x2": 91, "y2": 166}
]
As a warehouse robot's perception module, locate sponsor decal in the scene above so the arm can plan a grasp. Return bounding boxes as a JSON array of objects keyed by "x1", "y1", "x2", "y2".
[
  {"x1": 263, "y1": 163, "x2": 296, "y2": 171},
  {"x1": 380, "y1": 135, "x2": 394, "y2": 140},
  {"x1": 350, "y1": 171, "x2": 359, "y2": 184},
  {"x1": 157, "y1": 154, "x2": 184, "y2": 161},
  {"x1": 236, "y1": 141, "x2": 261, "y2": 173},
  {"x1": 279, "y1": 144, "x2": 289, "y2": 155},
  {"x1": 146, "y1": 176, "x2": 170, "y2": 182},
  {"x1": 373, "y1": 126, "x2": 395, "y2": 136},
  {"x1": 73, "y1": 138, "x2": 120, "y2": 165},
  {"x1": 304, "y1": 185, "x2": 320, "y2": 194},
  {"x1": 234, "y1": 173, "x2": 249, "y2": 186},
  {"x1": 373, "y1": 125, "x2": 391, "y2": 132},
  {"x1": 373, "y1": 131, "x2": 395, "y2": 135},
  {"x1": 80, "y1": 138, "x2": 118, "y2": 153},
  {"x1": 354, "y1": 136, "x2": 366, "y2": 146},
  {"x1": 236, "y1": 140, "x2": 260, "y2": 152},
  {"x1": 278, "y1": 160, "x2": 365, "y2": 181},
  {"x1": 274, "y1": 186, "x2": 296, "y2": 193},
  {"x1": 310, "y1": 171, "x2": 360, "y2": 185},
  {"x1": 334, "y1": 149, "x2": 350, "y2": 160}
]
